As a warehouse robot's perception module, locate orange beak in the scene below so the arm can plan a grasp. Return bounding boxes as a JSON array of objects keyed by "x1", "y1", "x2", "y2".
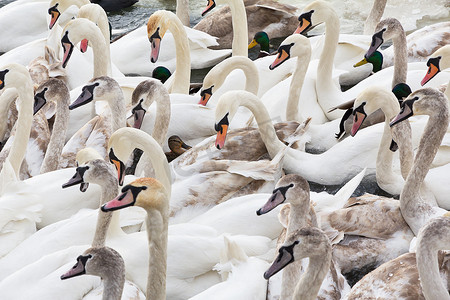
[
  {"x1": 294, "y1": 19, "x2": 310, "y2": 34},
  {"x1": 270, "y1": 48, "x2": 290, "y2": 70},
  {"x1": 202, "y1": 0, "x2": 216, "y2": 16},
  {"x1": 421, "y1": 63, "x2": 439, "y2": 86},
  {"x1": 49, "y1": 10, "x2": 60, "y2": 30},
  {"x1": 215, "y1": 124, "x2": 228, "y2": 150}
]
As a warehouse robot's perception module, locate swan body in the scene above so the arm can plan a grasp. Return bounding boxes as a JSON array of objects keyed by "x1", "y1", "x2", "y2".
[{"x1": 110, "y1": 17, "x2": 231, "y2": 77}]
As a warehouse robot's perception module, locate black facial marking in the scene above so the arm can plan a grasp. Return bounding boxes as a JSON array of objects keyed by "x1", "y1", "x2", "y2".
[
  {"x1": 150, "y1": 27, "x2": 161, "y2": 42},
  {"x1": 215, "y1": 112, "x2": 229, "y2": 133},
  {"x1": 389, "y1": 139, "x2": 398, "y2": 152},
  {"x1": 335, "y1": 108, "x2": 353, "y2": 139},
  {"x1": 62, "y1": 166, "x2": 90, "y2": 189},
  {"x1": 0, "y1": 69, "x2": 10, "y2": 90},
  {"x1": 48, "y1": 3, "x2": 59, "y2": 15},
  {"x1": 352, "y1": 102, "x2": 367, "y2": 119},
  {"x1": 69, "y1": 82, "x2": 99, "y2": 110},
  {"x1": 271, "y1": 183, "x2": 294, "y2": 202},
  {"x1": 34, "y1": 87, "x2": 48, "y2": 115},
  {"x1": 61, "y1": 31, "x2": 74, "y2": 68},
  {"x1": 298, "y1": 9, "x2": 314, "y2": 27},
  {"x1": 200, "y1": 86, "x2": 213, "y2": 98},
  {"x1": 426, "y1": 56, "x2": 441, "y2": 70},
  {"x1": 121, "y1": 184, "x2": 148, "y2": 201}
]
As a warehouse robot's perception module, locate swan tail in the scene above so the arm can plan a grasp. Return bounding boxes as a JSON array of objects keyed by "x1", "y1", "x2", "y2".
[{"x1": 216, "y1": 236, "x2": 248, "y2": 280}]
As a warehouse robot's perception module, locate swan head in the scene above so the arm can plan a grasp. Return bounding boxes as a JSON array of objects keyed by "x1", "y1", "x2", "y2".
[
  {"x1": 269, "y1": 34, "x2": 311, "y2": 70},
  {"x1": 48, "y1": 3, "x2": 61, "y2": 30},
  {"x1": 421, "y1": 45, "x2": 450, "y2": 86},
  {"x1": 390, "y1": 88, "x2": 449, "y2": 127},
  {"x1": 147, "y1": 11, "x2": 172, "y2": 63},
  {"x1": 257, "y1": 174, "x2": 309, "y2": 215},
  {"x1": 101, "y1": 177, "x2": 168, "y2": 212},
  {"x1": 366, "y1": 18, "x2": 403, "y2": 58},
  {"x1": 354, "y1": 51, "x2": 383, "y2": 73},
  {"x1": 0, "y1": 63, "x2": 31, "y2": 91},
  {"x1": 61, "y1": 246, "x2": 125, "y2": 281},
  {"x1": 129, "y1": 79, "x2": 166, "y2": 129},
  {"x1": 70, "y1": 76, "x2": 120, "y2": 110},
  {"x1": 48, "y1": 0, "x2": 89, "y2": 29},
  {"x1": 34, "y1": 78, "x2": 68, "y2": 115},
  {"x1": 61, "y1": 18, "x2": 98, "y2": 67},
  {"x1": 351, "y1": 86, "x2": 398, "y2": 136},
  {"x1": 62, "y1": 158, "x2": 118, "y2": 192},
  {"x1": 294, "y1": 0, "x2": 336, "y2": 34},
  {"x1": 264, "y1": 227, "x2": 330, "y2": 279}
]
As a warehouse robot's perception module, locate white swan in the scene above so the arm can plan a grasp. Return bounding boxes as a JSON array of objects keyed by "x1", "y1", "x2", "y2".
[
  {"x1": 215, "y1": 89, "x2": 383, "y2": 185},
  {"x1": 110, "y1": 12, "x2": 231, "y2": 77},
  {"x1": 421, "y1": 44, "x2": 450, "y2": 99},
  {"x1": 389, "y1": 88, "x2": 449, "y2": 235}
]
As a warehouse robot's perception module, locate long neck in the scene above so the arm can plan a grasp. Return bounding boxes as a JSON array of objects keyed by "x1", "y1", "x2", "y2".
[
  {"x1": 239, "y1": 94, "x2": 286, "y2": 158},
  {"x1": 363, "y1": 0, "x2": 387, "y2": 35},
  {"x1": 293, "y1": 253, "x2": 331, "y2": 300},
  {"x1": 152, "y1": 89, "x2": 171, "y2": 146},
  {"x1": 228, "y1": 0, "x2": 248, "y2": 56},
  {"x1": 101, "y1": 264, "x2": 125, "y2": 300},
  {"x1": 82, "y1": 22, "x2": 111, "y2": 77},
  {"x1": 281, "y1": 201, "x2": 311, "y2": 300},
  {"x1": 40, "y1": 91, "x2": 70, "y2": 173},
  {"x1": 92, "y1": 176, "x2": 120, "y2": 247},
  {"x1": 400, "y1": 107, "x2": 448, "y2": 234},
  {"x1": 391, "y1": 29, "x2": 407, "y2": 87},
  {"x1": 144, "y1": 207, "x2": 169, "y2": 300},
  {"x1": 106, "y1": 90, "x2": 127, "y2": 132},
  {"x1": 417, "y1": 241, "x2": 449, "y2": 300},
  {"x1": 133, "y1": 131, "x2": 172, "y2": 195},
  {"x1": 9, "y1": 79, "x2": 33, "y2": 179},
  {"x1": 286, "y1": 52, "x2": 310, "y2": 121},
  {"x1": 176, "y1": 0, "x2": 190, "y2": 26},
  {"x1": 376, "y1": 97, "x2": 404, "y2": 184},
  {"x1": 167, "y1": 14, "x2": 191, "y2": 94},
  {"x1": 317, "y1": 10, "x2": 340, "y2": 89}
]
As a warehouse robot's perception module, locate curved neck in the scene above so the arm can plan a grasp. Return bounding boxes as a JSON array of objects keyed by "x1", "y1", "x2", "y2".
[
  {"x1": 227, "y1": 0, "x2": 248, "y2": 56},
  {"x1": 293, "y1": 252, "x2": 331, "y2": 300},
  {"x1": 92, "y1": 175, "x2": 119, "y2": 247},
  {"x1": 144, "y1": 207, "x2": 169, "y2": 300},
  {"x1": 286, "y1": 53, "x2": 310, "y2": 121},
  {"x1": 363, "y1": 0, "x2": 387, "y2": 35},
  {"x1": 400, "y1": 106, "x2": 448, "y2": 235},
  {"x1": 237, "y1": 94, "x2": 286, "y2": 158},
  {"x1": 102, "y1": 274, "x2": 124, "y2": 300},
  {"x1": 8, "y1": 79, "x2": 33, "y2": 179},
  {"x1": 106, "y1": 90, "x2": 127, "y2": 132},
  {"x1": 392, "y1": 120, "x2": 413, "y2": 180},
  {"x1": 391, "y1": 30, "x2": 407, "y2": 87},
  {"x1": 73, "y1": 20, "x2": 111, "y2": 77},
  {"x1": 417, "y1": 241, "x2": 449, "y2": 300},
  {"x1": 166, "y1": 14, "x2": 191, "y2": 94},
  {"x1": 40, "y1": 91, "x2": 70, "y2": 173}
]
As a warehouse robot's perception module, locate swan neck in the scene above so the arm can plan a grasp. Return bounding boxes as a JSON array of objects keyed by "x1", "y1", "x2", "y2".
[
  {"x1": 10, "y1": 81, "x2": 33, "y2": 178},
  {"x1": 168, "y1": 15, "x2": 191, "y2": 94},
  {"x1": 286, "y1": 55, "x2": 310, "y2": 121},
  {"x1": 400, "y1": 108, "x2": 448, "y2": 233},
  {"x1": 229, "y1": 0, "x2": 248, "y2": 56},
  {"x1": 391, "y1": 31, "x2": 407, "y2": 87},
  {"x1": 363, "y1": 0, "x2": 387, "y2": 35},
  {"x1": 176, "y1": 0, "x2": 190, "y2": 26},
  {"x1": 40, "y1": 91, "x2": 70, "y2": 173},
  {"x1": 317, "y1": 13, "x2": 340, "y2": 85},
  {"x1": 92, "y1": 177, "x2": 120, "y2": 247},
  {"x1": 86, "y1": 27, "x2": 111, "y2": 77},
  {"x1": 416, "y1": 244, "x2": 448, "y2": 300},
  {"x1": 107, "y1": 90, "x2": 127, "y2": 132},
  {"x1": 102, "y1": 268, "x2": 125, "y2": 300},
  {"x1": 145, "y1": 208, "x2": 169, "y2": 300},
  {"x1": 240, "y1": 96, "x2": 286, "y2": 158},
  {"x1": 293, "y1": 252, "x2": 331, "y2": 300},
  {"x1": 393, "y1": 120, "x2": 413, "y2": 179},
  {"x1": 152, "y1": 88, "x2": 171, "y2": 146}
]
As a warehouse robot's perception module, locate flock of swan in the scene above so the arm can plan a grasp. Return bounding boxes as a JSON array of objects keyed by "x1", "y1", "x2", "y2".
[{"x1": 0, "y1": 0, "x2": 449, "y2": 299}]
